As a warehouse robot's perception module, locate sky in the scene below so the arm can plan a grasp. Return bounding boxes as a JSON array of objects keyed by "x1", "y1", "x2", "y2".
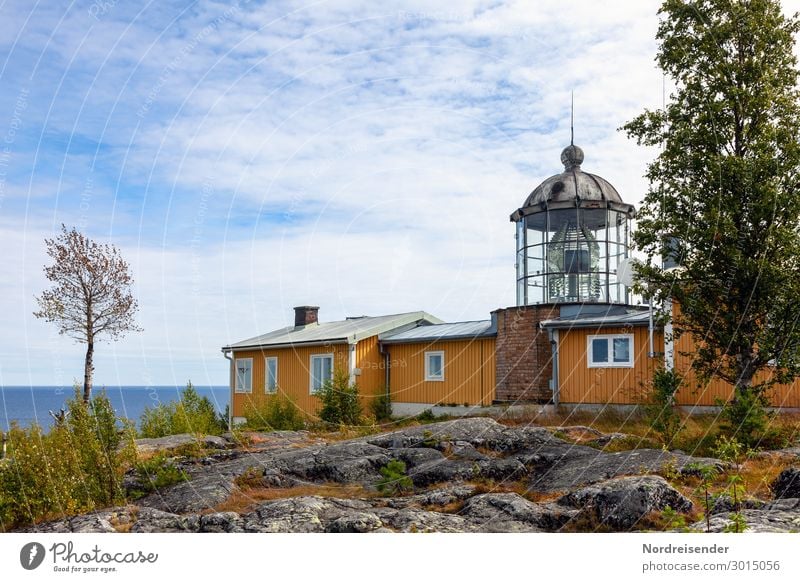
[{"x1": 1, "y1": 0, "x2": 798, "y2": 387}]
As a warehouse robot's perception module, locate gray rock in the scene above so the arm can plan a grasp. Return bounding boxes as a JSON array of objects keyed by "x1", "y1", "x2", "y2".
[
  {"x1": 693, "y1": 499, "x2": 800, "y2": 532},
  {"x1": 527, "y1": 447, "x2": 720, "y2": 493},
  {"x1": 771, "y1": 467, "x2": 800, "y2": 499},
  {"x1": 137, "y1": 474, "x2": 235, "y2": 514},
  {"x1": 391, "y1": 447, "x2": 445, "y2": 467},
  {"x1": 130, "y1": 507, "x2": 198, "y2": 532},
  {"x1": 559, "y1": 475, "x2": 693, "y2": 531},
  {"x1": 373, "y1": 507, "x2": 476, "y2": 532},
  {"x1": 328, "y1": 512, "x2": 384, "y2": 533},
  {"x1": 366, "y1": 417, "x2": 509, "y2": 449},
  {"x1": 448, "y1": 441, "x2": 488, "y2": 460},
  {"x1": 460, "y1": 493, "x2": 577, "y2": 532},
  {"x1": 709, "y1": 494, "x2": 766, "y2": 515},
  {"x1": 198, "y1": 512, "x2": 244, "y2": 533},
  {"x1": 384, "y1": 485, "x2": 477, "y2": 509},
  {"x1": 134, "y1": 434, "x2": 229, "y2": 455}
]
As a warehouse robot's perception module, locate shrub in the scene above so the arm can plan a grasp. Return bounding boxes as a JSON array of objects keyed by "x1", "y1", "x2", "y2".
[
  {"x1": 377, "y1": 460, "x2": 413, "y2": 496},
  {"x1": 719, "y1": 388, "x2": 772, "y2": 449},
  {"x1": 642, "y1": 367, "x2": 683, "y2": 447},
  {"x1": 317, "y1": 370, "x2": 362, "y2": 426},
  {"x1": 416, "y1": 409, "x2": 436, "y2": 422},
  {"x1": 139, "y1": 382, "x2": 224, "y2": 438},
  {"x1": 0, "y1": 389, "x2": 135, "y2": 531},
  {"x1": 129, "y1": 454, "x2": 189, "y2": 500},
  {"x1": 370, "y1": 391, "x2": 392, "y2": 422},
  {"x1": 242, "y1": 394, "x2": 305, "y2": 431}
]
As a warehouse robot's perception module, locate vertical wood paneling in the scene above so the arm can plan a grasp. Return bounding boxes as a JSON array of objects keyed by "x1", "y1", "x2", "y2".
[
  {"x1": 231, "y1": 344, "x2": 349, "y2": 420},
  {"x1": 673, "y1": 330, "x2": 800, "y2": 407},
  {"x1": 387, "y1": 339, "x2": 496, "y2": 405},
  {"x1": 558, "y1": 326, "x2": 663, "y2": 404},
  {"x1": 230, "y1": 337, "x2": 389, "y2": 420}
]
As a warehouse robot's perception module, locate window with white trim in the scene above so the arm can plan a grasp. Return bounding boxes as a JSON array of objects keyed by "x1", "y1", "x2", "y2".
[
  {"x1": 235, "y1": 358, "x2": 253, "y2": 393},
  {"x1": 587, "y1": 334, "x2": 634, "y2": 368},
  {"x1": 310, "y1": 353, "x2": 334, "y2": 394},
  {"x1": 265, "y1": 357, "x2": 278, "y2": 394},
  {"x1": 425, "y1": 351, "x2": 445, "y2": 381}
]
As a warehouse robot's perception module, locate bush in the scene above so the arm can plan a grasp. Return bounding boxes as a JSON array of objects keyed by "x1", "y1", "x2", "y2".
[
  {"x1": 643, "y1": 367, "x2": 683, "y2": 447},
  {"x1": 0, "y1": 389, "x2": 136, "y2": 531},
  {"x1": 377, "y1": 460, "x2": 413, "y2": 496},
  {"x1": 370, "y1": 391, "x2": 392, "y2": 422},
  {"x1": 242, "y1": 394, "x2": 305, "y2": 431},
  {"x1": 128, "y1": 454, "x2": 189, "y2": 500},
  {"x1": 719, "y1": 388, "x2": 772, "y2": 449},
  {"x1": 139, "y1": 382, "x2": 224, "y2": 438},
  {"x1": 317, "y1": 370, "x2": 362, "y2": 426}
]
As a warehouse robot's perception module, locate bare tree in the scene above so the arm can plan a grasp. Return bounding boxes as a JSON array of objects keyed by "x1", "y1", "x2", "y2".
[{"x1": 34, "y1": 225, "x2": 142, "y2": 403}]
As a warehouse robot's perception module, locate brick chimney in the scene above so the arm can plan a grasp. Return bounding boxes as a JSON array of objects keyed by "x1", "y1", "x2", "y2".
[{"x1": 294, "y1": 305, "x2": 320, "y2": 328}]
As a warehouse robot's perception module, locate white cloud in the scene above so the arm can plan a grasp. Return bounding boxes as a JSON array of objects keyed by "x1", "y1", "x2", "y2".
[{"x1": 4, "y1": 0, "x2": 798, "y2": 384}]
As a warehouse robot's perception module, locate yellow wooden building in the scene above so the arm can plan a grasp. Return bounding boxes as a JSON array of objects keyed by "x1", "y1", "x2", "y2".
[{"x1": 222, "y1": 143, "x2": 800, "y2": 418}]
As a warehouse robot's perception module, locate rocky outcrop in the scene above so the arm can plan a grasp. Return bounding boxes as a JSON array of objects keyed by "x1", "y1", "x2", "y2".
[
  {"x1": 133, "y1": 434, "x2": 229, "y2": 455},
  {"x1": 558, "y1": 475, "x2": 693, "y2": 531},
  {"x1": 771, "y1": 467, "x2": 800, "y2": 500},
  {"x1": 693, "y1": 498, "x2": 800, "y2": 533},
  {"x1": 23, "y1": 418, "x2": 736, "y2": 533}
]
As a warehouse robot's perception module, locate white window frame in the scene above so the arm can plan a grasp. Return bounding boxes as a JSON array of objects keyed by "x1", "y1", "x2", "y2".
[
  {"x1": 234, "y1": 357, "x2": 253, "y2": 393},
  {"x1": 265, "y1": 356, "x2": 278, "y2": 394},
  {"x1": 309, "y1": 353, "x2": 334, "y2": 394},
  {"x1": 425, "y1": 351, "x2": 445, "y2": 381},
  {"x1": 587, "y1": 334, "x2": 634, "y2": 368}
]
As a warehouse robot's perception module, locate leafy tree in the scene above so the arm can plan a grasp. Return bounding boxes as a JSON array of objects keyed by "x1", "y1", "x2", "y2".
[
  {"x1": 34, "y1": 225, "x2": 142, "y2": 403},
  {"x1": 624, "y1": 0, "x2": 800, "y2": 445}
]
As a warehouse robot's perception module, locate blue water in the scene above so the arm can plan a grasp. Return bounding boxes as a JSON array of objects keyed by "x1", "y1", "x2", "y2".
[{"x1": 0, "y1": 386, "x2": 229, "y2": 431}]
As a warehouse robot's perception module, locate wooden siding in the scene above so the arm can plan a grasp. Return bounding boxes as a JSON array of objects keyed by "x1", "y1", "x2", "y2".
[
  {"x1": 387, "y1": 339, "x2": 496, "y2": 406},
  {"x1": 231, "y1": 344, "x2": 347, "y2": 419},
  {"x1": 673, "y1": 330, "x2": 800, "y2": 407},
  {"x1": 558, "y1": 326, "x2": 663, "y2": 404}
]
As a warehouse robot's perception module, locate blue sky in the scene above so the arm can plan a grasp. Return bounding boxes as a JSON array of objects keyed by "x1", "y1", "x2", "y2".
[{"x1": 2, "y1": 0, "x2": 795, "y2": 386}]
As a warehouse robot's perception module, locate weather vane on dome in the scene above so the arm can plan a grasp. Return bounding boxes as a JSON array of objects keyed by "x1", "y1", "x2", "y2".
[{"x1": 570, "y1": 90, "x2": 574, "y2": 146}]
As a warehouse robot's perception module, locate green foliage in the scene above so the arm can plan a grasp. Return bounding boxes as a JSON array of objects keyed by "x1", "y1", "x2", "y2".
[
  {"x1": 693, "y1": 463, "x2": 720, "y2": 533},
  {"x1": 218, "y1": 404, "x2": 230, "y2": 432},
  {"x1": 713, "y1": 435, "x2": 751, "y2": 533},
  {"x1": 416, "y1": 409, "x2": 436, "y2": 422},
  {"x1": 317, "y1": 370, "x2": 362, "y2": 426},
  {"x1": 719, "y1": 390, "x2": 772, "y2": 449},
  {"x1": 370, "y1": 391, "x2": 392, "y2": 422},
  {"x1": 624, "y1": 0, "x2": 800, "y2": 432},
  {"x1": 0, "y1": 389, "x2": 136, "y2": 531},
  {"x1": 243, "y1": 394, "x2": 306, "y2": 431},
  {"x1": 643, "y1": 368, "x2": 684, "y2": 447},
  {"x1": 377, "y1": 459, "x2": 413, "y2": 496},
  {"x1": 139, "y1": 382, "x2": 224, "y2": 438},
  {"x1": 128, "y1": 454, "x2": 189, "y2": 500},
  {"x1": 660, "y1": 505, "x2": 689, "y2": 532}
]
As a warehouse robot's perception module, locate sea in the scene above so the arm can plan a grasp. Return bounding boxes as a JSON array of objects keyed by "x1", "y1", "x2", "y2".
[{"x1": 0, "y1": 386, "x2": 229, "y2": 432}]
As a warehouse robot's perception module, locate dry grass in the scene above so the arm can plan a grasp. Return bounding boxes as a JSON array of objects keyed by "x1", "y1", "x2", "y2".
[{"x1": 212, "y1": 483, "x2": 375, "y2": 514}]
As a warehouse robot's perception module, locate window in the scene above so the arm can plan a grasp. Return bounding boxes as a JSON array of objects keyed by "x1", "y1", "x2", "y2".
[
  {"x1": 235, "y1": 358, "x2": 252, "y2": 393},
  {"x1": 265, "y1": 357, "x2": 278, "y2": 393},
  {"x1": 587, "y1": 335, "x2": 634, "y2": 368},
  {"x1": 425, "y1": 351, "x2": 445, "y2": 381},
  {"x1": 310, "y1": 353, "x2": 334, "y2": 394}
]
